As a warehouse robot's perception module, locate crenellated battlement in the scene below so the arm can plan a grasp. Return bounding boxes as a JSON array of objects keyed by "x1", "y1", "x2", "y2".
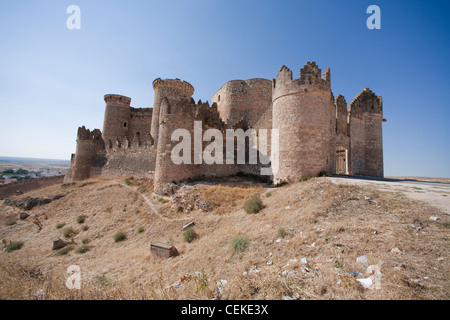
[
  {"x1": 104, "y1": 94, "x2": 132, "y2": 106},
  {"x1": 77, "y1": 126, "x2": 103, "y2": 142},
  {"x1": 106, "y1": 132, "x2": 154, "y2": 153},
  {"x1": 349, "y1": 88, "x2": 383, "y2": 116},
  {"x1": 152, "y1": 78, "x2": 195, "y2": 97},
  {"x1": 273, "y1": 62, "x2": 331, "y2": 101},
  {"x1": 335, "y1": 94, "x2": 347, "y2": 113}
]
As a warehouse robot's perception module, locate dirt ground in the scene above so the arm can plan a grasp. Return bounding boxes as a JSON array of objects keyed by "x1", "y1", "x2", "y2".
[{"x1": 0, "y1": 175, "x2": 448, "y2": 300}]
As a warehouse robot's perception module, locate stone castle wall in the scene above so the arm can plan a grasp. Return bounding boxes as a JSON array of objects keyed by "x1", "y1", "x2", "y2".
[
  {"x1": 272, "y1": 63, "x2": 336, "y2": 183},
  {"x1": 212, "y1": 78, "x2": 272, "y2": 128},
  {"x1": 66, "y1": 61, "x2": 384, "y2": 194}
]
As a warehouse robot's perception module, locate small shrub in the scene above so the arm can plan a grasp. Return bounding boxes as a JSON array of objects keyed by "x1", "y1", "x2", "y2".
[
  {"x1": 76, "y1": 245, "x2": 90, "y2": 254},
  {"x1": 82, "y1": 238, "x2": 89, "y2": 245},
  {"x1": 177, "y1": 206, "x2": 184, "y2": 213},
  {"x1": 232, "y1": 236, "x2": 248, "y2": 252},
  {"x1": 105, "y1": 207, "x2": 112, "y2": 213},
  {"x1": 114, "y1": 231, "x2": 126, "y2": 243},
  {"x1": 265, "y1": 192, "x2": 272, "y2": 198},
  {"x1": 244, "y1": 196, "x2": 264, "y2": 214},
  {"x1": 317, "y1": 171, "x2": 327, "y2": 177},
  {"x1": 95, "y1": 275, "x2": 113, "y2": 287},
  {"x1": 5, "y1": 219, "x2": 16, "y2": 226},
  {"x1": 299, "y1": 175, "x2": 312, "y2": 182},
  {"x1": 57, "y1": 245, "x2": 75, "y2": 256},
  {"x1": 349, "y1": 196, "x2": 359, "y2": 201},
  {"x1": 77, "y1": 215, "x2": 86, "y2": 224},
  {"x1": 124, "y1": 178, "x2": 132, "y2": 186},
  {"x1": 275, "y1": 180, "x2": 289, "y2": 187},
  {"x1": 4, "y1": 241, "x2": 24, "y2": 253},
  {"x1": 82, "y1": 225, "x2": 89, "y2": 231},
  {"x1": 56, "y1": 222, "x2": 66, "y2": 229},
  {"x1": 156, "y1": 197, "x2": 169, "y2": 204},
  {"x1": 277, "y1": 227, "x2": 286, "y2": 238},
  {"x1": 63, "y1": 227, "x2": 77, "y2": 239},
  {"x1": 138, "y1": 186, "x2": 148, "y2": 194},
  {"x1": 184, "y1": 228, "x2": 198, "y2": 243},
  {"x1": 137, "y1": 226, "x2": 144, "y2": 233}
]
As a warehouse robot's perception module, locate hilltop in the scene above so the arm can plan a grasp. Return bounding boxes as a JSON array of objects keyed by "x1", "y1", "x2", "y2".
[{"x1": 0, "y1": 176, "x2": 448, "y2": 300}]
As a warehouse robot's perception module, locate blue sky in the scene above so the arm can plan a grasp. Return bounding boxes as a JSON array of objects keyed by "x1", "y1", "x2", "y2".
[{"x1": 0, "y1": 0, "x2": 449, "y2": 177}]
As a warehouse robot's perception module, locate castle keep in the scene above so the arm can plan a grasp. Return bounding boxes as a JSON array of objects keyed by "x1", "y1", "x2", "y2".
[{"x1": 65, "y1": 62, "x2": 385, "y2": 194}]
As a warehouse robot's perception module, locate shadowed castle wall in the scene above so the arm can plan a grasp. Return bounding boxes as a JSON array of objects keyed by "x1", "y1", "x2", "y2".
[
  {"x1": 212, "y1": 78, "x2": 272, "y2": 128},
  {"x1": 348, "y1": 88, "x2": 383, "y2": 177},
  {"x1": 69, "y1": 127, "x2": 105, "y2": 181},
  {"x1": 151, "y1": 78, "x2": 195, "y2": 144}
]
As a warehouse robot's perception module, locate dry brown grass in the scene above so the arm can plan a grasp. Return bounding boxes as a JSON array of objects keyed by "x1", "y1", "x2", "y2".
[{"x1": 0, "y1": 176, "x2": 448, "y2": 300}]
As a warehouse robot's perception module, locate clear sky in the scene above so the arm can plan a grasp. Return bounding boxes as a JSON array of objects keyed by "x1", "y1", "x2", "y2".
[{"x1": 0, "y1": 0, "x2": 449, "y2": 177}]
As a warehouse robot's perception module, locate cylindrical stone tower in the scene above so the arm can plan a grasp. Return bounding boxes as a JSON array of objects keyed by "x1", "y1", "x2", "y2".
[
  {"x1": 71, "y1": 127, "x2": 104, "y2": 181},
  {"x1": 211, "y1": 78, "x2": 272, "y2": 128},
  {"x1": 272, "y1": 62, "x2": 336, "y2": 183},
  {"x1": 102, "y1": 94, "x2": 132, "y2": 143},
  {"x1": 151, "y1": 78, "x2": 195, "y2": 144}
]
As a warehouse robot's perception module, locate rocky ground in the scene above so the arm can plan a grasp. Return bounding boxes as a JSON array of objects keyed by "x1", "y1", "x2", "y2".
[{"x1": 0, "y1": 175, "x2": 448, "y2": 300}]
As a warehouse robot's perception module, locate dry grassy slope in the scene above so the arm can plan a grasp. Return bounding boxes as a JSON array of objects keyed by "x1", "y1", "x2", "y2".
[{"x1": 0, "y1": 177, "x2": 448, "y2": 300}]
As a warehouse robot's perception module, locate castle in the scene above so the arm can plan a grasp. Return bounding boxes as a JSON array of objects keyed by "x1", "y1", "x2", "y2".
[{"x1": 65, "y1": 62, "x2": 385, "y2": 194}]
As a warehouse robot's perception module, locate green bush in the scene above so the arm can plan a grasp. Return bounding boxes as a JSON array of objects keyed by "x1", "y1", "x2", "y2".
[
  {"x1": 114, "y1": 231, "x2": 126, "y2": 243},
  {"x1": 137, "y1": 227, "x2": 144, "y2": 233},
  {"x1": 56, "y1": 222, "x2": 66, "y2": 229},
  {"x1": 57, "y1": 245, "x2": 75, "y2": 256},
  {"x1": 63, "y1": 227, "x2": 77, "y2": 239},
  {"x1": 277, "y1": 227, "x2": 286, "y2": 238},
  {"x1": 299, "y1": 175, "x2": 312, "y2": 182},
  {"x1": 4, "y1": 241, "x2": 24, "y2": 253},
  {"x1": 244, "y1": 196, "x2": 264, "y2": 214},
  {"x1": 76, "y1": 245, "x2": 90, "y2": 254},
  {"x1": 77, "y1": 215, "x2": 86, "y2": 224},
  {"x1": 156, "y1": 197, "x2": 169, "y2": 204},
  {"x1": 184, "y1": 228, "x2": 198, "y2": 243},
  {"x1": 231, "y1": 236, "x2": 248, "y2": 252},
  {"x1": 5, "y1": 219, "x2": 16, "y2": 226}
]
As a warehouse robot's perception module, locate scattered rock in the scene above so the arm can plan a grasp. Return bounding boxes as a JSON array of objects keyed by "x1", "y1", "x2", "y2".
[
  {"x1": 52, "y1": 237, "x2": 67, "y2": 250},
  {"x1": 150, "y1": 242, "x2": 179, "y2": 258},
  {"x1": 391, "y1": 247, "x2": 402, "y2": 254},
  {"x1": 18, "y1": 212, "x2": 30, "y2": 220},
  {"x1": 429, "y1": 216, "x2": 439, "y2": 221},
  {"x1": 181, "y1": 221, "x2": 195, "y2": 231}
]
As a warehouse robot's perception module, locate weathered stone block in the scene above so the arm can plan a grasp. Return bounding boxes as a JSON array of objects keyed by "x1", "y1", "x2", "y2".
[
  {"x1": 52, "y1": 237, "x2": 67, "y2": 250},
  {"x1": 150, "y1": 242, "x2": 179, "y2": 258}
]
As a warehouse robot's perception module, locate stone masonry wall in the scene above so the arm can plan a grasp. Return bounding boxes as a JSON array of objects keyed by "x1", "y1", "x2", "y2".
[
  {"x1": 212, "y1": 78, "x2": 272, "y2": 128},
  {"x1": 272, "y1": 63, "x2": 335, "y2": 183}
]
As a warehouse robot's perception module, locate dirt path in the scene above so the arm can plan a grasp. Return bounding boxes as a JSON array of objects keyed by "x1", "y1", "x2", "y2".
[
  {"x1": 328, "y1": 176, "x2": 450, "y2": 215},
  {"x1": 117, "y1": 182, "x2": 191, "y2": 222}
]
